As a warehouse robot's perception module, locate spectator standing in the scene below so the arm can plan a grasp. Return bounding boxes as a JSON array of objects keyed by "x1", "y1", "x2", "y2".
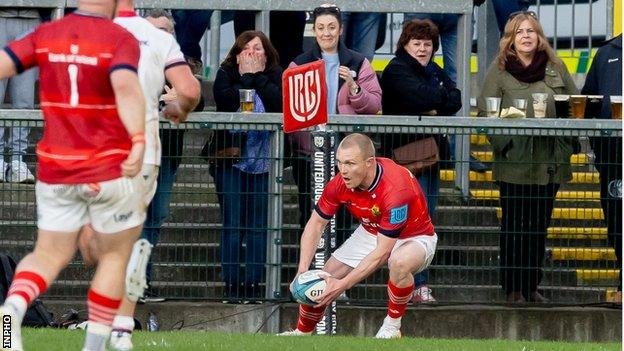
[
  {"x1": 0, "y1": 8, "x2": 39, "y2": 183},
  {"x1": 341, "y1": 12, "x2": 382, "y2": 62},
  {"x1": 210, "y1": 30, "x2": 282, "y2": 302},
  {"x1": 287, "y1": 4, "x2": 382, "y2": 236},
  {"x1": 403, "y1": 13, "x2": 459, "y2": 83},
  {"x1": 477, "y1": 11, "x2": 578, "y2": 303},
  {"x1": 581, "y1": 34, "x2": 622, "y2": 303},
  {"x1": 380, "y1": 19, "x2": 462, "y2": 303},
  {"x1": 404, "y1": 10, "x2": 489, "y2": 173},
  {"x1": 171, "y1": 10, "x2": 235, "y2": 75},
  {"x1": 492, "y1": 0, "x2": 530, "y2": 33}
]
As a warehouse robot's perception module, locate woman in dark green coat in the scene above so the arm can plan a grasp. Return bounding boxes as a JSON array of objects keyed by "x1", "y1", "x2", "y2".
[{"x1": 477, "y1": 11, "x2": 578, "y2": 303}]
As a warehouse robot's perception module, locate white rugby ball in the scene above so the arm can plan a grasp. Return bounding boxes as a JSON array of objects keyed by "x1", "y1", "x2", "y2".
[{"x1": 290, "y1": 270, "x2": 330, "y2": 305}]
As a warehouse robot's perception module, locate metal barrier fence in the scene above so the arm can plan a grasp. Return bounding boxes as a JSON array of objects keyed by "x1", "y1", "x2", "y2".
[
  {"x1": 2, "y1": 0, "x2": 475, "y2": 197},
  {"x1": 0, "y1": 111, "x2": 620, "y2": 306}
]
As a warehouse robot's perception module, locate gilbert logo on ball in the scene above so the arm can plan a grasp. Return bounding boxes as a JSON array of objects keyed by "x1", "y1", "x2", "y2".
[
  {"x1": 282, "y1": 60, "x2": 327, "y2": 133},
  {"x1": 290, "y1": 270, "x2": 331, "y2": 305}
]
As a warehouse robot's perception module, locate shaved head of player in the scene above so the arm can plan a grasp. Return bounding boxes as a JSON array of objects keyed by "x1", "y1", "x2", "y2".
[{"x1": 336, "y1": 133, "x2": 377, "y2": 190}]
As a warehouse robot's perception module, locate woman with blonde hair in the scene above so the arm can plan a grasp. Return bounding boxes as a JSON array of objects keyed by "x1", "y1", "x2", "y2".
[{"x1": 477, "y1": 11, "x2": 578, "y2": 303}]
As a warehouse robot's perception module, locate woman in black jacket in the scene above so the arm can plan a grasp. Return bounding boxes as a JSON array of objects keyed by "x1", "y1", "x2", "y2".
[
  {"x1": 210, "y1": 30, "x2": 282, "y2": 302},
  {"x1": 380, "y1": 19, "x2": 461, "y2": 303}
]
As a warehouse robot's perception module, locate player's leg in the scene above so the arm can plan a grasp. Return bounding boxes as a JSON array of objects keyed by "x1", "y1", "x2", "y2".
[
  {"x1": 82, "y1": 177, "x2": 145, "y2": 351},
  {"x1": 280, "y1": 225, "x2": 375, "y2": 336},
  {"x1": 2, "y1": 181, "x2": 88, "y2": 350},
  {"x1": 83, "y1": 226, "x2": 141, "y2": 351},
  {"x1": 1, "y1": 229, "x2": 80, "y2": 351},
  {"x1": 110, "y1": 165, "x2": 159, "y2": 351},
  {"x1": 376, "y1": 234, "x2": 437, "y2": 339}
]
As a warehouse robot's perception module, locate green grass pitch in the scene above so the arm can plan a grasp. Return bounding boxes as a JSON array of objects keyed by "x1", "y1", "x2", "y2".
[{"x1": 19, "y1": 328, "x2": 621, "y2": 351}]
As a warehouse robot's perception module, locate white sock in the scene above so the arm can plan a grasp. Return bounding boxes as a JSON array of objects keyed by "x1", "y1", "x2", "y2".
[
  {"x1": 82, "y1": 321, "x2": 111, "y2": 351},
  {"x1": 4, "y1": 295, "x2": 28, "y2": 321},
  {"x1": 112, "y1": 315, "x2": 135, "y2": 332},
  {"x1": 384, "y1": 315, "x2": 402, "y2": 327}
]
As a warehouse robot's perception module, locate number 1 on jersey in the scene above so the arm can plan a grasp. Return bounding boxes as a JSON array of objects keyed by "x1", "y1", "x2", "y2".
[{"x1": 68, "y1": 64, "x2": 79, "y2": 107}]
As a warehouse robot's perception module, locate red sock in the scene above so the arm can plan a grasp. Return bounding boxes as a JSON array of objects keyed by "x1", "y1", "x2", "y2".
[
  {"x1": 297, "y1": 304, "x2": 326, "y2": 333},
  {"x1": 87, "y1": 289, "x2": 121, "y2": 326},
  {"x1": 387, "y1": 280, "x2": 414, "y2": 319},
  {"x1": 7, "y1": 271, "x2": 48, "y2": 306}
]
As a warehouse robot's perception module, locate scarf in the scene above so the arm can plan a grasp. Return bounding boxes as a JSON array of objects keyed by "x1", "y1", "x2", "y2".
[{"x1": 505, "y1": 50, "x2": 549, "y2": 83}]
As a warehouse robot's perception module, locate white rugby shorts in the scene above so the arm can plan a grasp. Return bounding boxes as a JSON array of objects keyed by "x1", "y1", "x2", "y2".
[
  {"x1": 331, "y1": 225, "x2": 438, "y2": 273},
  {"x1": 36, "y1": 175, "x2": 147, "y2": 234},
  {"x1": 141, "y1": 164, "x2": 159, "y2": 208}
]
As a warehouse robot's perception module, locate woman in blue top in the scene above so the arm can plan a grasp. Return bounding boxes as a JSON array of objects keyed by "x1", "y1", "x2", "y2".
[{"x1": 211, "y1": 30, "x2": 282, "y2": 302}]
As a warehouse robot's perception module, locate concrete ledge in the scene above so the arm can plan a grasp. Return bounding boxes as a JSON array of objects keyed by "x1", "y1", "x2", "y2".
[
  {"x1": 42, "y1": 300, "x2": 621, "y2": 342},
  {"x1": 331, "y1": 304, "x2": 622, "y2": 342}
]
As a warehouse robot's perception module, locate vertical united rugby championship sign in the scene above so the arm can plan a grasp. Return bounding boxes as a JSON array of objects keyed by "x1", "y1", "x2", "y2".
[
  {"x1": 282, "y1": 60, "x2": 327, "y2": 133},
  {"x1": 283, "y1": 60, "x2": 336, "y2": 335}
]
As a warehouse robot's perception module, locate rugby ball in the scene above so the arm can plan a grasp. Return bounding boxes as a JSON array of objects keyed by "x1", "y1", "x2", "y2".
[{"x1": 290, "y1": 270, "x2": 331, "y2": 305}]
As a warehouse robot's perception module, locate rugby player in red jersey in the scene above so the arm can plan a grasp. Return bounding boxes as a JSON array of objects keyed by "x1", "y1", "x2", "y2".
[
  {"x1": 0, "y1": 1, "x2": 145, "y2": 350},
  {"x1": 279, "y1": 133, "x2": 438, "y2": 339}
]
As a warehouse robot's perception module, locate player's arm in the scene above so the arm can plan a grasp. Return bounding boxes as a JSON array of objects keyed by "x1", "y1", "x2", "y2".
[
  {"x1": 162, "y1": 64, "x2": 200, "y2": 123},
  {"x1": 297, "y1": 211, "x2": 329, "y2": 275},
  {"x1": 111, "y1": 69, "x2": 146, "y2": 177},
  {"x1": 298, "y1": 176, "x2": 340, "y2": 274},
  {"x1": 0, "y1": 51, "x2": 17, "y2": 80},
  {"x1": 314, "y1": 234, "x2": 396, "y2": 307}
]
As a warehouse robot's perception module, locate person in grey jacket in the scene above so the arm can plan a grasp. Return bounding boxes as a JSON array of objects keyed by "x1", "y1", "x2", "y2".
[
  {"x1": 581, "y1": 34, "x2": 622, "y2": 302},
  {"x1": 477, "y1": 11, "x2": 578, "y2": 303}
]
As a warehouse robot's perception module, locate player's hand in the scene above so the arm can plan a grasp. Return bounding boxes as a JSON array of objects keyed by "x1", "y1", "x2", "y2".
[
  {"x1": 314, "y1": 275, "x2": 347, "y2": 308},
  {"x1": 160, "y1": 85, "x2": 178, "y2": 104},
  {"x1": 121, "y1": 141, "x2": 145, "y2": 177},
  {"x1": 162, "y1": 101, "x2": 188, "y2": 124}
]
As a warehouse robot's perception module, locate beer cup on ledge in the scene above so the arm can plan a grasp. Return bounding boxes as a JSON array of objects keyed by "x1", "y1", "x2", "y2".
[
  {"x1": 239, "y1": 89, "x2": 255, "y2": 113},
  {"x1": 611, "y1": 96, "x2": 622, "y2": 119},
  {"x1": 584, "y1": 95, "x2": 604, "y2": 119},
  {"x1": 570, "y1": 95, "x2": 587, "y2": 119},
  {"x1": 531, "y1": 93, "x2": 549, "y2": 118},
  {"x1": 485, "y1": 97, "x2": 501, "y2": 117},
  {"x1": 554, "y1": 94, "x2": 570, "y2": 118}
]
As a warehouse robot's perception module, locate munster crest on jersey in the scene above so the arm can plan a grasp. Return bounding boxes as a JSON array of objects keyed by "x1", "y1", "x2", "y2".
[{"x1": 371, "y1": 204, "x2": 381, "y2": 217}]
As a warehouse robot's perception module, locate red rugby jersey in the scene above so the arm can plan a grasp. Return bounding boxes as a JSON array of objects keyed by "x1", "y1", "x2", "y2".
[
  {"x1": 4, "y1": 12, "x2": 140, "y2": 184},
  {"x1": 315, "y1": 158, "x2": 435, "y2": 239}
]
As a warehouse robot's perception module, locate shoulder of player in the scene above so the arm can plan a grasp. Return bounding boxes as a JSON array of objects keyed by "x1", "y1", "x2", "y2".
[{"x1": 378, "y1": 159, "x2": 411, "y2": 187}]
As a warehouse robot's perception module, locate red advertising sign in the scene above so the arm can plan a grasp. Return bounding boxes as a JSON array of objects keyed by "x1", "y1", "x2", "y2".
[{"x1": 282, "y1": 60, "x2": 327, "y2": 133}]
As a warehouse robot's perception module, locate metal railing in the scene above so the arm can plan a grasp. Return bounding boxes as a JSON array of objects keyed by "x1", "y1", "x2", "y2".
[
  {"x1": 0, "y1": 110, "x2": 620, "y2": 307},
  {"x1": 0, "y1": 0, "x2": 475, "y2": 196}
]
